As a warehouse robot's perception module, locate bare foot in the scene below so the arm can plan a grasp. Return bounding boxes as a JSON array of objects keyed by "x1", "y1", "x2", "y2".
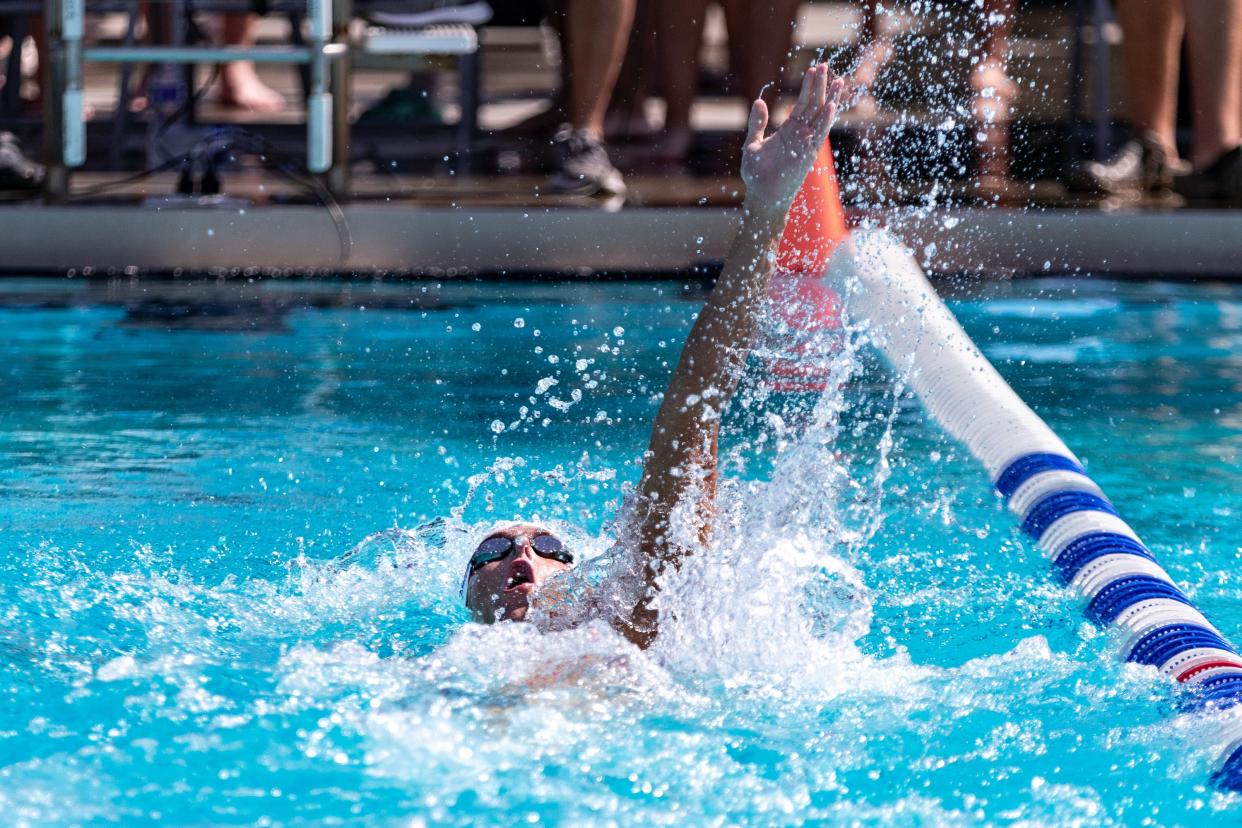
[
  {"x1": 217, "y1": 62, "x2": 286, "y2": 113},
  {"x1": 971, "y1": 59, "x2": 1018, "y2": 125}
]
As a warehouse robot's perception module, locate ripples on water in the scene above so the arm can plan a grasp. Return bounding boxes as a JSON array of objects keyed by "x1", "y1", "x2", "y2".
[{"x1": 1, "y1": 278, "x2": 1240, "y2": 824}]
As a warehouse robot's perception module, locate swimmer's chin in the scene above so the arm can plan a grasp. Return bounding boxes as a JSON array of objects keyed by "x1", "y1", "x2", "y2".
[
  {"x1": 496, "y1": 604, "x2": 530, "y2": 622},
  {"x1": 478, "y1": 573, "x2": 570, "y2": 625}
]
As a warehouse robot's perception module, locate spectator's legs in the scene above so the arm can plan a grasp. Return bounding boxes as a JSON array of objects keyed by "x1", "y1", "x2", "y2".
[
  {"x1": 748, "y1": 0, "x2": 800, "y2": 101},
  {"x1": 549, "y1": 0, "x2": 633, "y2": 195},
  {"x1": 1072, "y1": 0, "x2": 1187, "y2": 196},
  {"x1": 721, "y1": 0, "x2": 800, "y2": 108},
  {"x1": 563, "y1": 0, "x2": 636, "y2": 138},
  {"x1": 1183, "y1": 0, "x2": 1242, "y2": 167},
  {"x1": 965, "y1": 0, "x2": 1017, "y2": 188},
  {"x1": 604, "y1": 0, "x2": 658, "y2": 141},
  {"x1": 217, "y1": 13, "x2": 286, "y2": 113},
  {"x1": 654, "y1": 0, "x2": 709, "y2": 160},
  {"x1": 850, "y1": 1, "x2": 892, "y2": 114},
  {"x1": 1116, "y1": 0, "x2": 1183, "y2": 160},
  {"x1": 27, "y1": 13, "x2": 45, "y2": 109},
  {"x1": 970, "y1": 0, "x2": 1017, "y2": 123}
]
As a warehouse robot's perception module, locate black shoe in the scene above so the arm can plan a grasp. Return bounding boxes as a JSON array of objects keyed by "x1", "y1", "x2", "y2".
[
  {"x1": 356, "y1": 86, "x2": 443, "y2": 126},
  {"x1": 1069, "y1": 135, "x2": 1184, "y2": 196},
  {"x1": 0, "y1": 132, "x2": 44, "y2": 192},
  {"x1": 1173, "y1": 146, "x2": 1242, "y2": 206},
  {"x1": 549, "y1": 125, "x2": 626, "y2": 197}
]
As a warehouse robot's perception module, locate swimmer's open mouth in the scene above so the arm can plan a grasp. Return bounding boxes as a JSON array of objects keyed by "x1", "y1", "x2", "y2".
[{"x1": 505, "y1": 562, "x2": 535, "y2": 592}]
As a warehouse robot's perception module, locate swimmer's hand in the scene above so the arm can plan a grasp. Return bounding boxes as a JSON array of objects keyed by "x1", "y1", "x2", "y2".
[{"x1": 740, "y1": 64, "x2": 843, "y2": 220}]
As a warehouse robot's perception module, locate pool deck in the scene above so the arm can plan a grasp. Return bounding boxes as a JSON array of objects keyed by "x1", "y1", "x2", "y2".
[
  {"x1": 2, "y1": 184, "x2": 1240, "y2": 279},
  {"x1": 8, "y1": 5, "x2": 1242, "y2": 280}
]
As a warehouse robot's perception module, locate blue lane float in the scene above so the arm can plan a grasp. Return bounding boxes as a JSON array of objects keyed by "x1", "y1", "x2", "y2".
[{"x1": 823, "y1": 229, "x2": 1242, "y2": 789}]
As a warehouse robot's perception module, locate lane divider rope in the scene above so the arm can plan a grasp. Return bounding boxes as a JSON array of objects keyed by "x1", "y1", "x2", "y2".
[{"x1": 822, "y1": 229, "x2": 1242, "y2": 789}]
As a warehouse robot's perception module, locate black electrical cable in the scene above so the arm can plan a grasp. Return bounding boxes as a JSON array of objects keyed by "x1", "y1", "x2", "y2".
[
  {"x1": 67, "y1": 155, "x2": 186, "y2": 197},
  {"x1": 207, "y1": 127, "x2": 354, "y2": 265}
]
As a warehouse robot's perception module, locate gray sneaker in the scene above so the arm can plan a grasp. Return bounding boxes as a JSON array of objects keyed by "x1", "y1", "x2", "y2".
[
  {"x1": 549, "y1": 126, "x2": 626, "y2": 197},
  {"x1": 1070, "y1": 135, "x2": 1184, "y2": 196},
  {"x1": 1173, "y1": 146, "x2": 1242, "y2": 206}
]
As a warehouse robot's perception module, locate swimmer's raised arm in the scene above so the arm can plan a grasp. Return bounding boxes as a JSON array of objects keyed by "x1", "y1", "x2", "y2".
[{"x1": 619, "y1": 65, "x2": 844, "y2": 648}]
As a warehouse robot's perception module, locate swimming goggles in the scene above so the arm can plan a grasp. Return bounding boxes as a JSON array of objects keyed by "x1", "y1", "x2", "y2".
[{"x1": 466, "y1": 533, "x2": 574, "y2": 575}]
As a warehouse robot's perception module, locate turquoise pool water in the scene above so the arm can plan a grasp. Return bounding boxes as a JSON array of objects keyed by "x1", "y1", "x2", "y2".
[{"x1": 2, "y1": 276, "x2": 1240, "y2": 825}]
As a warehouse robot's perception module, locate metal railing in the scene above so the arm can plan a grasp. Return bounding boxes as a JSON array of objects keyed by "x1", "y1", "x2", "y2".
[{"x1": 42, "y1": 0, "x2": 351, "y2": 199}]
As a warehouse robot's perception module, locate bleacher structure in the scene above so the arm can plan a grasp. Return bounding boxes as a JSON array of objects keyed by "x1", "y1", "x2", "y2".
[
  {"x1": 21, "y1": 0, "x2": 486, "y2": 199},
  {"x1": 2, "y1": 1, "x2": 1132, "y2": 202}
]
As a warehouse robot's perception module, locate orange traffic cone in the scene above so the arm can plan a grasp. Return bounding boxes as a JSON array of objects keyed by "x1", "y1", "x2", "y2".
[
  {"x1": 767, "y1": 139, "x2": 849, "y2": 392},
  {"x1": 776, "y1": 139, "x2": 848, "y2": 276}
]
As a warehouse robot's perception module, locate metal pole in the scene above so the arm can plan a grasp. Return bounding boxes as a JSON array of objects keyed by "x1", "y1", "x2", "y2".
[
  {"x1": 454, "y1": 51, "x2": 479, "y2": 172},
  {"x1": 1091, "y1": 0, "x2": 1112, "y2": 161},
  {"x1": 1068, "y1": 0, "x2": 1086, "y2": 163},
  {"x1": 306, "y1": 0, "x2": 333, "y2": 173},
  {"x1": 42, "y1": 0, "x2": 69, "y2": 202},
  {"x1": 62, "y1": 0, "x2": 85, "y2": 167},
  {"x1": 327, "y1": 0, "x2": 352, "y2": 199},
  {"x1": 84, "y1": 45, "x2": 320, "y2": 63}
]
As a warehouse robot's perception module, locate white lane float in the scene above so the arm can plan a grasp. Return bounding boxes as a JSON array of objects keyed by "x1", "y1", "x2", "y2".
[{"x1": 813, "y1": 225, "x2": 1242, "y2": 790}]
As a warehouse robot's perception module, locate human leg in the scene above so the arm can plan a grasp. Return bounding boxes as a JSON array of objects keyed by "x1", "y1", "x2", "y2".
[
  {"x1": 653, "y1": 0, "x2": 709, "y2": 159},
  {"x1": 1117, "y1": 0, "x2": 1183, "y2": 158},
  {"x1": 850, "y1": 1, "x2": 892, "y2": 115},
  {"x1": 1172, "y1": 0, "x2": 1242, "y2": 202},
  {"x1": 970, "y1": 0, "x2": 1018, "y2": 124},
  {"x1": 1073, "y1": 0, "x2": 1185, "y2": 195},
  {"x1": 1183, "y1": 0, "x2": 1242, "y2": 167},
  {"x1": 725, "y1": 0, "x2": 799, "y2": 109},
  {"x1": 217, "y1": 13, "x2": 286, "y2": 113},
  {"x1": 563, "y1": 0, "x2": 636, "y2": 138},
  {"x1": 604, "y1": 0, "x2": 658, "y2": 141},
  {"x1": 551, "y1": 0, "x2": 635, "y2": 194}
]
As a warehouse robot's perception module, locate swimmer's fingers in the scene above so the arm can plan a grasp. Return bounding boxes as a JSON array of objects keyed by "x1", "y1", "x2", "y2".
[
  {"x1": 790, "y1": 64, "x2": 826, "y2": 127},
  {"x1": 790, "y1": 65, "x2": 817, "y2": 125},
  {"x1": 811, "y1": 77, "x2": 845, "y2": 140},
  {"x1": 745, "y1": 97, "x2": 770, "y2": 147},
  {"x1": 813, "y1": 63, "x2": 828, "y2": 112}
]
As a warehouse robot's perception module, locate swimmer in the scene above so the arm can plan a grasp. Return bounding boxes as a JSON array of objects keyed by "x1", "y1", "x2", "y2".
[{"x1": 464, "y1": 65, "x2": 845, "y2": 648}]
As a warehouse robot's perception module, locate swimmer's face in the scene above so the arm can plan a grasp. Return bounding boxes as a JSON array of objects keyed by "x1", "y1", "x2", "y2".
[{"x1": 464, "y1": 523, "x2": 573, "y2": 623}]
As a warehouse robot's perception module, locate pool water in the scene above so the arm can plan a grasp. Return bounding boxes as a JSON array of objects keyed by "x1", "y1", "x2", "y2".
[{"x1": 2, "y1": 276, "x2": 1240, "y2": 825}]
